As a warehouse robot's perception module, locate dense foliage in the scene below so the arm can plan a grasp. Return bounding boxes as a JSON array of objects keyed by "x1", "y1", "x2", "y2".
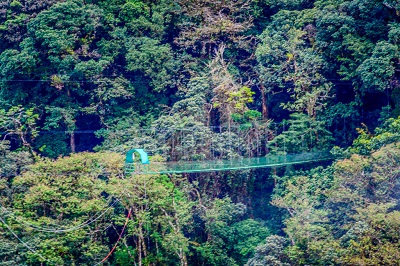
[{"x1": 1, "y1": 0, "x2": 400, "y2": 265}]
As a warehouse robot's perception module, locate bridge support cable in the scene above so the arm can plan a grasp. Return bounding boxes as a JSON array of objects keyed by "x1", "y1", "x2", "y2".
[
  {"x1": 94, "y1": 208, "x2": 132, "y2": 266},
  {"x1": 0, "y1": 215, "x2": 53, "y2": 265}
]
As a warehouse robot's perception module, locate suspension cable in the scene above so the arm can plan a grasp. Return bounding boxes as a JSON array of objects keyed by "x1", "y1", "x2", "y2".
[
  {"x1": 0, "y1": 215, "x2": 54, "y2": 265},
  {"x1": 0, "y1": 199, "x2": 119, "y2": 233},
  {"x1": 93, "y1": 208, "x2": 132, "y2": 266}
]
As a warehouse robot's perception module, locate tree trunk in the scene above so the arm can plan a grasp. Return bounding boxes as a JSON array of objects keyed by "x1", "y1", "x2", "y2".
[
  {"x1": 138, "y1": 241, "x2": 142, "y2": 266},
  {"x1": 70, "y1": 132, "x2": 76, "y2": 153},
  {"x1": 181, "y1": 250, "x2": 188, "y2": 266},
  {"x1": 260, "y1": 84, "x2": 268, "y2": 119}
]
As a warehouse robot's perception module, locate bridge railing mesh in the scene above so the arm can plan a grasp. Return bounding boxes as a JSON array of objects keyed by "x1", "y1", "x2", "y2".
[{"x1": 126, "y1": 151, "x2": 333, "y2": 174}]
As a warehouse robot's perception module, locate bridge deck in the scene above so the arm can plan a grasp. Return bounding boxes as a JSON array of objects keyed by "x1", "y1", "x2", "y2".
[{"x1": 125, "y1": 151, "x2": 334, "y2": 174}]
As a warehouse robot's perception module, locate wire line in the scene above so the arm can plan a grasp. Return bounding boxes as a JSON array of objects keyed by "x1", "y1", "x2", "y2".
[
  {"x1": 0, "y1": 199, "x2": 119, "y2": 233},
  {"x1": 94, "y1": 207, "x2": 132, "y2": 266},
  {"x1": 0, "y1": 215, "x2": 54, "y2": 265}
]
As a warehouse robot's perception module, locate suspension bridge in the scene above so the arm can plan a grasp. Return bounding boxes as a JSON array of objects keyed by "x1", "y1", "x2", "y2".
[
  {"x1": 0, "y1": 119, "x2": 335, "y2": 265},
  {"x1": 124, "y1": 120, "x2": 335, "y2": 174}
]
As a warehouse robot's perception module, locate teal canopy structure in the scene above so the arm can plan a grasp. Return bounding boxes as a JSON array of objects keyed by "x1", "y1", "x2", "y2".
[{"x1": 125, "y1": 149, "x2": 149, "y2": 164}]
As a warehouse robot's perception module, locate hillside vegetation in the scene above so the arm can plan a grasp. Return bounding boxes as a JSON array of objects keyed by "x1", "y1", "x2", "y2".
[{"x1": 1, "y1": 0, "x2": 400, "y2": 265}]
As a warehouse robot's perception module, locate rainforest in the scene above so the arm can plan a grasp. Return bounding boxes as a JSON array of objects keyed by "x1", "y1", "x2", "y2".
[{"x1": 1, "y1": 0, "x2": 400, "y2": 265}]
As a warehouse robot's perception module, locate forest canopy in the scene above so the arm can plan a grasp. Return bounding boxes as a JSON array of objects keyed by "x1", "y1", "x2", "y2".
[{"x1": 0, "y1": 0, "x2": 400, "y2": 265}]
